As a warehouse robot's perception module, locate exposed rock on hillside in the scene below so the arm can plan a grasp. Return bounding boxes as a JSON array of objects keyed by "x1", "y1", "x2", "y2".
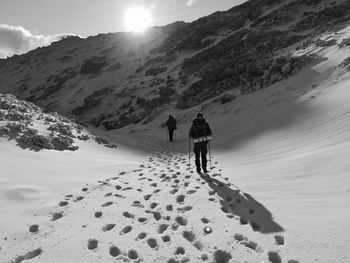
[
  {"x1": 0, "y1": 0, "x2": 349, "y2": 130},
  {"x1": 0, "y1": 94, "x2": 116, "y2": 151}
]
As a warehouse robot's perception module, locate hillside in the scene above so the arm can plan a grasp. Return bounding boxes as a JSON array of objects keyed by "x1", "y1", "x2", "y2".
[
  {"x1": 0, "y1": 0, "x2": 349, "y2": 131},
  {"x1": 0, "y1": 93, "x2": 117, "y2": 151},
  {"x1": 1, "y1": 0, "x2": 350, "y2": 262}
]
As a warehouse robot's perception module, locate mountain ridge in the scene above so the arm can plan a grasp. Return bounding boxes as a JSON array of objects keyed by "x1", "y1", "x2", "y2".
[{"x1": 0, "y1": 0, "x2": 349, "y2": 131}]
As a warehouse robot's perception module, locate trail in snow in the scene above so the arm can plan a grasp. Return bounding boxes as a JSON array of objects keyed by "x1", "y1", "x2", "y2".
[{"x1": 0, "y1": 139, "x2": 293, "y2": 263}]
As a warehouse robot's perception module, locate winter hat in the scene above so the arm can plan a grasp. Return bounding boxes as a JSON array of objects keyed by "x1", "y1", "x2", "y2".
[{"x1": 197, "y1": 113, "x2": 203, "y2": 118}]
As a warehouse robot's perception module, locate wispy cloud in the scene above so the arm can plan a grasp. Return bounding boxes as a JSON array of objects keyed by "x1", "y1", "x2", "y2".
[
  {"x1": 0, "y1": 24, "x2": 71, "y2": 58},
  {"x1": 186, "y1": 0, "x2": 199, "y2": 6}
]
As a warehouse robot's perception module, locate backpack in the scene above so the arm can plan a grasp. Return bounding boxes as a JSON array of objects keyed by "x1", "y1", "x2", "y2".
[
  {"x1": 167, "y1": 118, "x2": 177, "y2": 129},
  {"x1": 192, "y1": 118, "x2": 209, "y2": 137}
]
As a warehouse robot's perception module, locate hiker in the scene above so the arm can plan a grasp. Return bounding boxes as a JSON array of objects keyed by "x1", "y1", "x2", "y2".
[
  {"x1": 189, "y1": 113, "x2": 212, "y2": 173},
  {"x1": 166, "y1": 115, "x2": 177, "y2": 142}
]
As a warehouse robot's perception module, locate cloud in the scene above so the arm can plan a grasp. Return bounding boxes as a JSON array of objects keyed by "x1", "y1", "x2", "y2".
[
  {"x1": 186, "y1": 0, "x2": 199, "y2": 6},
  {"x1": 0, "y1": 24, "x2": 71, "y2": 58}
]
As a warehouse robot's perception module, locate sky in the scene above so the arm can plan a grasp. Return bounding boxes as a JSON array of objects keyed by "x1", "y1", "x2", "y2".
[{"x1": 0, "y1": 0, "x2": 247, "y2": 58}]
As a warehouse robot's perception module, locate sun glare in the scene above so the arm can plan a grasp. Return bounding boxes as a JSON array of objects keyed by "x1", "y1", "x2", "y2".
[{"x1": 124, "y1": 7, "x2": 152, "y2": 33}]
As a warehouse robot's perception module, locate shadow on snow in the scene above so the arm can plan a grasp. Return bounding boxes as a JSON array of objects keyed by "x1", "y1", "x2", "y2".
[{"x1": 199, "y1": 172, "x2": 284, "y2": 234}]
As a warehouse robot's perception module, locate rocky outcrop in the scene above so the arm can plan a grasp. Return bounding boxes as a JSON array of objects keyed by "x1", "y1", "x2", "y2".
[
  {"x1": 176, "y1": 27, "x2": 310, "y2": 109},
  {"x1": 1, "y1": 0, "x2": 349, "y2": 130},
  {"x1": 0, "y1": 94, "x2": 116, "y2": 151}
]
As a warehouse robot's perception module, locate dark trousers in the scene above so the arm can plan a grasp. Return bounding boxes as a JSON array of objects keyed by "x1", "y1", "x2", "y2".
[
  {"x1": 193, "y1": 142, "x2": 207, "y2": 170},
  {"x1": 168, "y1": 128, "x2": 174, "y2": 142}
]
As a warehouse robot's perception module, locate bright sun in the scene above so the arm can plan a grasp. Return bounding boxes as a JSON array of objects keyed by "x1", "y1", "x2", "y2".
[{"x1": 124, "y1": 7, "x2": 152, "y2": 33}]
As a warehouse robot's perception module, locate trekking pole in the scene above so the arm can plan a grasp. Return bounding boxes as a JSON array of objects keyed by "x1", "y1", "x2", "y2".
[
  {"x1": 208, "y1": 141, "x2": 212, "y2": 170},
  {"x1": 188, "y1": 137, "x2": 191, "y2": 170}
]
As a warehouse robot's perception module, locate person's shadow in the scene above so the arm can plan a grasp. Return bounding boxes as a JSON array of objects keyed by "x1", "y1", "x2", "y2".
[{"x1": 199, "y1": 173, "x2": 284, "y2": 234}]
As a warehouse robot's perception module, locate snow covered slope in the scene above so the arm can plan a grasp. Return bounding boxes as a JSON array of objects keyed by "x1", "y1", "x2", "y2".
[
  {"x1": 1, "y1": 24, "x2": 350, "y2": 263},
  {"x1": 1, "y1": 0, "x2": 350, "y2": 262},
  {"x1": 0, "y1": 0, "x2": 349, "y2": 131}
]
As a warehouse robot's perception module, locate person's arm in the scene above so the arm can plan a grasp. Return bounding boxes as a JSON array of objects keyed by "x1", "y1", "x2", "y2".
[
  {"x1": 189, "y1": 125, "x2": 194, "y2": 138},
  {"x1": 206, "y1": 123, "x2": 212, "y2": 136}
]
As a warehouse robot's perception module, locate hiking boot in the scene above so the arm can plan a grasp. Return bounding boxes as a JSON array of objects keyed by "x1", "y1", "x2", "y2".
[
  {"x1": 196, "y1": 168, "x2": 201, "y2": 173},
  {"x1": 203, "y1": 168, "x2": 208, "y2": 173}
]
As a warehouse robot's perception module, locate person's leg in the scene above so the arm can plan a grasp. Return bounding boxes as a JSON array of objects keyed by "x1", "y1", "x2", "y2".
[
  {"x1": 193, "y1": 144, "x2": 201, "y2": 173},
  {"x1": 169, "y1": 129, "x2": 174, "y2": 142},
  {"x1": 201, "y1": 143, "x2": 208, "y2": 173}
]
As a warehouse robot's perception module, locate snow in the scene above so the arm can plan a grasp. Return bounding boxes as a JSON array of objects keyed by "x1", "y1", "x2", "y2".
[
  {"x1": 1, "y1": 23, "x2": 350, "y2": 263},
  {"x1": 0, "y1": 139, "x2": 144, "y2": 237}
]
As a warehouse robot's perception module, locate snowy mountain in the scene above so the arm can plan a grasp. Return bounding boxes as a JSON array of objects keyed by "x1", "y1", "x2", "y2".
[
  {"x1": 1, "y1": 0, "x2": 350, "y2": 262},
  {"x1": 0, "y1": 0, "x2": 349, "y2": 131},
  {"x1": 0, "y1": 93, "x2": 117, "y2": 151}
]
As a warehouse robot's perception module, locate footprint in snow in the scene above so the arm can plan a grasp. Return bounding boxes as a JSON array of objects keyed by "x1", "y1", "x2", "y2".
[
  {"x1": 101, "y1": 201, "x2": 113, "y2": 207},
  {"x1": 128, "y1": 249, "x2": 138, "y2": 260},
  {"x1": 201, "y1": 217, "x2": 210, "y2": 224},
  {"x1": 75, "y1": 196, "x2": 84, "y2": 202},
  {"x1": 177, "y1": 206, "x2": 193, "y2": 212},
  {"x1": 150, "y1": 202, "x2": 158, "y2": 209},
  {"x1": 162, "y1": 235, "x2": 171, "y2": 243},
  {"x1": 120, "y1": 225, "x2": 132, "y2": 235},
  {"x1": 268, "y1": 251, "x2": 282, "y2": 263},
  {"x1": 175, "y1": 247, "x2": 185, "y2": 255},
  {"x1": 250, "y1": 221, "x2": 261, "y2": 232},
  {"x1": 51, "y1": 212, "x2": 63, "y2": 221},
  {"x1": 29, "y1": 224, "x2": 39, "y2": 233},
  {"x1": 147, "y1": 238, "x2": 159, "y2": 250},
  {"x1": 176, "y1": 195, "x2": 185, "y2": 203},
  {"x1": 213, "y1": 250, "x2": 232, "y2": 263},
  {"x1": 144, "y1": 194, "x2": 152, "y2": 201},
  {"x1": 175, "y1": 216, "x2": 187, "y2": 226},
  {"x1": 153, "y1": 211, "x2": 162, "y2": 221},
  {"x1": 102, "y1": 224, "x2": 116, "y2": 232},
  {"x1": 138, "y1": 217, "x2": 148, "y2": 224},
  {"x1": 239, "y1": 217, "x2": 248, "y2": 225},
  {"x1": 169, "y1": 189, "x2": 178, "y2": 195},
  {"x1": 158, "y1": 224, "x2": 169, "y2": 234},
  {"x1": 14, "y1": 248, "x2": 42, "y2": 262},
  {"x1": 274, "y1": 235, "x2": 284, "y2": 245},
  {"x1": 132, "y1": 201, "x2": 144, "y2": 208},
  {"x1": 109, "y1": 246, "x2": 122, "y2": 257},
  {"x1": 87, "y1": 239, "x2": 98, "y2": 250},
  {"x1": 137, "y1": 232, "x2": 147, "y2": 240},
  {"x1": 94, "y1": 211, "x2": 103, "y2": 218},
  {"x1": 123, "y1": 211, "x2": 134, "y2": 218},
  {"x1": 182, "y1": 230, "x2": 196, "y2": 242}
]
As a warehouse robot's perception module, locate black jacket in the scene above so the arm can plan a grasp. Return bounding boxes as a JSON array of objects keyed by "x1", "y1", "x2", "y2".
[
  {"x1": 167, "y1": 117, "x2": 177, "y2": 129},
  {"x1": 189, "y1": 117, "x2": 212, "y2": 138}
]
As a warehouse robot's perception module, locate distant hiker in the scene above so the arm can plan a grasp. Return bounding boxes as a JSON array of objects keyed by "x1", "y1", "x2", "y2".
[
  {"x1": 166, "y1": 115, "x2": 177, "y2": 142},
  {"x1": 189, "y1": 113, "x2": 212, "y2": 173}
]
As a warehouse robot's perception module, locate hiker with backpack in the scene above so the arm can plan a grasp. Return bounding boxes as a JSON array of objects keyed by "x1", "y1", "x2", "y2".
[
  {"x1": 189, "y1": 113, "x2": 212, "y2": 173},
  {"x1": 166, "y1": 115, "x2": 177, "y2": 142}
]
